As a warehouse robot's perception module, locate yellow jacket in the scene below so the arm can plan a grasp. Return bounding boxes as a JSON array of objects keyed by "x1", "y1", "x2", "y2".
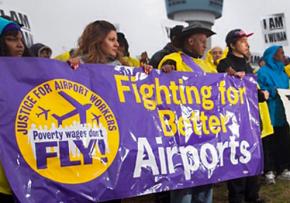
[
  {"x1": 54, "y1": 51, "x2": 71, "y2": 62},
  {"x1": 285, "y1": 64, "x2": 290, "y2": 77},
  {"x1": 0, "y1": 162, "x2": 12, "y2": 195},
  {"x1": 259, "y1": 101, "x2": 274, "y2": 138},
  {"x1": 158, "y1": 51, "x2": 217, "y2": 73},
  {"x1": 122, "y1": 56, "x2": 140, "y2": 67},
  {"x1": 204, "y1": 48, "x2": 228, "y2": 71},
  {"x1": 204, "y1": 49, "x2": 217, "y2": 71},
  {"x1": 257, "y1": 84, "x2": 274, "y2": 138}
]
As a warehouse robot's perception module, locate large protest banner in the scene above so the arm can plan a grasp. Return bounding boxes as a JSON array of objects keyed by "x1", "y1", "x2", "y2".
[
  {"x1": 261, "y1": 13, "x2": 288, "y2": 46},
  {"x1": 0, "y1": 58, "x2": 262, "y2": 202}
]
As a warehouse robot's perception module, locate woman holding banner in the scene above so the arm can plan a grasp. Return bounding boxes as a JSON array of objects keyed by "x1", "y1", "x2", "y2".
[
  {"x1": 70, "y1": 20, "x2": 151, "y2": 74},
  {"x1": 0, "y1": 16, "x2": 30, "y2": 57},
  {"x1": 70, "y1": 20, "x2": 153, "y2": 203},
  {"x1": 0, "y1": 16, "x2": 30, "y2": 203},
  {"x1": 74, "y1": 20, "x2": 122, "y2": 66}
]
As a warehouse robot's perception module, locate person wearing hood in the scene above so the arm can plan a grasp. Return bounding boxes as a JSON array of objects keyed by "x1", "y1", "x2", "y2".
[
  {"x1": 218, "y1": 29, "x2": 270, "y2": 203},
  {"x1": 149, "y1": 25, "x2": 183, "y2": 69},
  {"x1": 204, "y1": 46, "x2": 224, "y2": 70},
  {"x1": 29, "y1": 43, "x2": 52, "y2": 58},
  {"x1": 257, "y1": 45, "x2": 290, "y2": 185},
  {"x1": 0, "y1": 16, "x2": 30, "y2": 57}
]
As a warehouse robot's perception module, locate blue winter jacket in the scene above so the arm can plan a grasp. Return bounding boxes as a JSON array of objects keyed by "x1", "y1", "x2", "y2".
[{"x1": 257, "y1": 45, "x2": 289, "y2": 127}]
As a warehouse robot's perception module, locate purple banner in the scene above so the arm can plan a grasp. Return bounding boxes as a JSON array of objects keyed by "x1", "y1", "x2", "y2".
[{"x1": 0, "y1": 58, "x2": 262, "y2": 202}]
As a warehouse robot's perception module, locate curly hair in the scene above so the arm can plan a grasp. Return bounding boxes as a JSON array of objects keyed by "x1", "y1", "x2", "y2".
[
  {"x1": 76, "y1": 20, "x2": 120, "y2": 64},
  {"x1": 0, "y1": 30, "x2": 30, "y2": 56}
]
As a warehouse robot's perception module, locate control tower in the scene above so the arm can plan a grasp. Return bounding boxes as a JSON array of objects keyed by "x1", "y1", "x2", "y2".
[{"x1": 165, "y1": 0, "x2": 223, "y2": 27}]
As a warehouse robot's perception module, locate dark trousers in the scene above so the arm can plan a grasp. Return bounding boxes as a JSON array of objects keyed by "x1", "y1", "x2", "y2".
[
  {"x1": 0, "y1": 193, "x2": 15, "y2": 203},
  {"x1": 227, "y1": 176, "x2": 260, "y2": 203},
  {"x1": 170, "y1": 184, "x2": 212, "y2": 203},
  {"x1": 263, "y1": 125, "x2": 290, "y2": 174},
  {"x1": 155, "y1": 191, "x2": 170, "y2": 203},
  {"x1": 103, "y1": 200, "x2": 121, "y2": 203}
]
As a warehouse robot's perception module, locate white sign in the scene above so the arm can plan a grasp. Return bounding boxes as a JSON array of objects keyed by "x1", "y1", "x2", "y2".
[
  {"x1": 278, "y1": 89, "x2": 290, "y2": 125},
  {"x1": 261, "y1": 13, "x2": 288, "y2": 46},
  {"x1": 249, "y1": 52, "x2": 262, "y2": 68}
]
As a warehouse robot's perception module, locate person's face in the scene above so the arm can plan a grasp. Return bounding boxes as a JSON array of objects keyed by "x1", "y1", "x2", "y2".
[
  {"x1": 211, "y1": 47, "x2": 223, "y2": 62},
  {"x1": 101, "y1": 30, "x2": 119, "y2": 58},
  {"x1": 274, "y1": 48, "x2": 285, "y2": 62},
  {"x1": 232, "y1": 36, "x2": 249, "y2": 56},
  {"x1": 39, "y1": 49, "x2": 51, "y2": 58},
  {"x1": 188, "y1": 33, "x2": 207, "y2": 57},
  {"x1": 4, "y1": 31, "x2": 25, "y2": 57}
]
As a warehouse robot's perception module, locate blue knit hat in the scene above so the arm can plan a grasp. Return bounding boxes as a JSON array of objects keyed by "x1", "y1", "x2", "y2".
[{"x1": 0, "y1": 17, "x2": 21, "y2": 36}]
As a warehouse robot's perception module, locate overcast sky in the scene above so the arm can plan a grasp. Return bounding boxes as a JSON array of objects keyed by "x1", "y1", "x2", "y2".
[
  {"x1": 212, "y1": 0, "x2": 290, "y2": 55},
  {"x1": 1, "y1": 0, "x2": 290, "y2": 57}
]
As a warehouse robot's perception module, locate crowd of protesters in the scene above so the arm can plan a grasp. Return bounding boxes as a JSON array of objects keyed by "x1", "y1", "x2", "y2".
[{"x1": 1, "y1": 15, "x2": 290, "y2": 203}]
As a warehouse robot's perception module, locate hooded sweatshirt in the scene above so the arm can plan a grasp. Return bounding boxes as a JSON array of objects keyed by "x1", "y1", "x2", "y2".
[
  {"x1": 257, "y1": 45, "x2": 289, "y2": 127},
  {"x1": 29, "y1": 43, "x2": 52, "y2": 57},
  {"x1": 204, "y1": 48, "x2": 227, "y2": 71},
  {"x1": 0, "y1": 17, "x2": 21, "y2": 36}
]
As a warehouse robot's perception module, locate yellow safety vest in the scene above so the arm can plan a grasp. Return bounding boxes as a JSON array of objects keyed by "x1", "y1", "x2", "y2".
[{"x1": 158, "y1": 51, "x2": 217, "y2": 73}]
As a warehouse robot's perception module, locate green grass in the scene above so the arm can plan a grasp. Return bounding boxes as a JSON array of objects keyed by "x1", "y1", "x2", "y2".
[{"x1": 214, "y1": 179, "x2": 290, "y2": 203}]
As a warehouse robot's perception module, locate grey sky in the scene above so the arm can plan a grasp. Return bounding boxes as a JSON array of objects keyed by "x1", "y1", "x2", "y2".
[
  {"x1": 212, "y1": 0, "x2": 290, "y2": 55},
  {"x1": 1, "y1": 0, "x2": 290, "y2": 57}
]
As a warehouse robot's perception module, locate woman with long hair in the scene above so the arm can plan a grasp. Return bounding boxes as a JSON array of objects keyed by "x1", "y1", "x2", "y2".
[
  {"x1": 75, "y1": 20, "x2": 121, "y2": 65},
  {"x1": 70, "y1": 20, "x2": 151, "y2": 74}
]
